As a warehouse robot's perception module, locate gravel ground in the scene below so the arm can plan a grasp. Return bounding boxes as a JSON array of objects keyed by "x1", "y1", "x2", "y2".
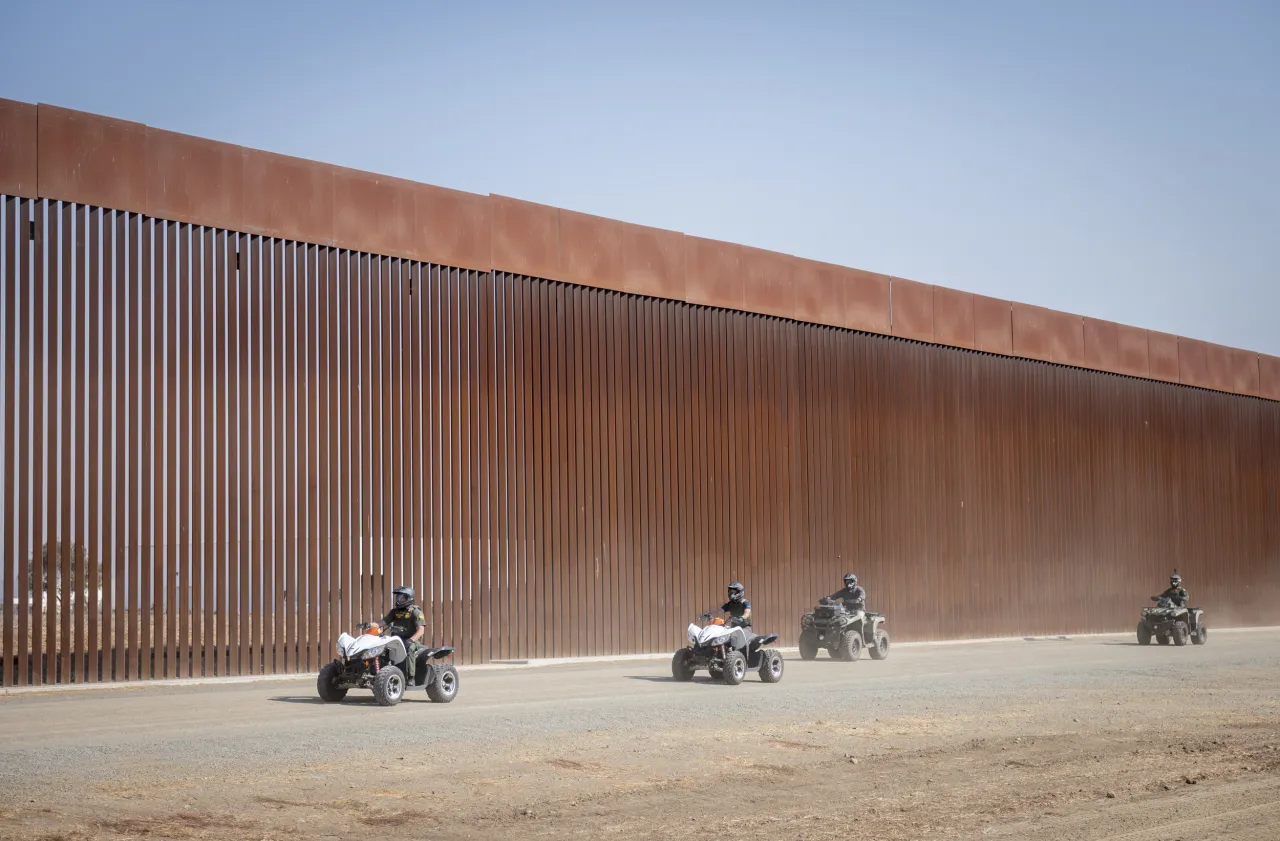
[{"x1": 1, "y1": 629, "x2": 1278, "y2": 839}]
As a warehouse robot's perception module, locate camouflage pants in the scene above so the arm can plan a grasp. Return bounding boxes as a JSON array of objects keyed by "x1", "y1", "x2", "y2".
[{"x1": 402, "y1": 639, "x2": 424, "y2": 681}]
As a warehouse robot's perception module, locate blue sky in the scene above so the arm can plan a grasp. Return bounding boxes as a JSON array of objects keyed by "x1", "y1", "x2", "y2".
[{"x1": 2, "y1": 0, "x2": 1276, "y2": 354}]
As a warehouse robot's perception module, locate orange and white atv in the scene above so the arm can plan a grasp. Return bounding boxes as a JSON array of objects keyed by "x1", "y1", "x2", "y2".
[
  {"x1": 317, "y1": 621, "x2": 458, "y2": 706},
  {"x1": 671, "y1": 615, "x2": 784, "y2": 685}
]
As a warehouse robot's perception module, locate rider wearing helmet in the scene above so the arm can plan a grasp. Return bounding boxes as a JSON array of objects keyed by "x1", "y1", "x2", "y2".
[
  {"x1": 1154, "y1": 571, "x2": 1197, "y2": 632},
  {"x1": 1158, "y1": 572, "x2": 1189, "y2": 608},
  {"x1": 382, "y1": 586, "x2": 427, "y2": 681},
  {"x1": 721, "y1": 581, "x2": 752, "y2": 628},
  {"x1": 830, "y1": 573, "x2": 867, "y2": 612}
]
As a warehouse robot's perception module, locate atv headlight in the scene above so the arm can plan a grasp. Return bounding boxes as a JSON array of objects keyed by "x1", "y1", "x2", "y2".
[{"x1": 361, "y1": 645, "x2": 386, "y2": 660}]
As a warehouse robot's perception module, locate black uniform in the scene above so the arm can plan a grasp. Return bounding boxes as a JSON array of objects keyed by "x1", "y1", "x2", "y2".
[
  {"x1": 829, "y1": 585, "x2": 866, "y2": 612},
  {"x1": 721, "y1": 598, "x2": 753, "y2": 628}
]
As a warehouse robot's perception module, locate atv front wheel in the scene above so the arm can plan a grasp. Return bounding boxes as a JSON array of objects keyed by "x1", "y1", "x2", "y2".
[
  {"x1": 426, "y1": 664, "x2": 460, "y2": 703},
  {"x1": 317, "y1": 661, "x2": 348, "y2": 702},
  {"x1": 799, "y1": 631, "x2": 819, "y2": 661},
  {"x1": 869, "y1": 629, "x2": 890, "y2": 660},
  {"x1": 372, "y1": 666, "x2": 406, "y2": 706},
  {"x1": 1193, "y1": 626, "x2": 1208, "y2": 646},
  {"x1": 1137, "y1": 622, "x2": 1152, "y2": 646},
  {"x1": 759, "y1": 650, "x2": 784, "y2": 683},
  {"x1": 721, "y1": 651, "x2": 747, "y2": 686},
  {"x1": 1172, "y1": 623, "x2": 1189, "y2": 646},
  {"x1": 671, "y1": 649, "x2": 696, "y2": 682},
  {"x1": 838, "y1": 632, "x2": 863, "y2": 662}
]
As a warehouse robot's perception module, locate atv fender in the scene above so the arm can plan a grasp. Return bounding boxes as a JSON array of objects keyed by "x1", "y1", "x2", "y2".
[
  {"x1": 336, "y1": 632, "x2": 407, "y2": 664},
  {"x1": 384, "y1": 637, "x2": 408, "y2": 664},
  {"x1": 746, "y1": 634, "x2": 780, "y2": 669},
  {"x1": 863, "y1": 615, "x2": 884, "y2": 644},
  {"x1": 842, "y1": 612, "x2": 866, "y2": 640},
  {"x1": 411, "y1": 647, "x2": 457, "y2": 686}
]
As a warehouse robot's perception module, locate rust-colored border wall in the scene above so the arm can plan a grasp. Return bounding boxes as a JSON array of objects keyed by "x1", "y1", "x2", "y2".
[
  {"x1": 2, "y1": 97, "x2": 1276, "y2": 688},
  {"x1": 3, "y1": 197, "x2": 1277, "y2": 687},
  {"x1": 3, "y1": 97, "x2": 1271, "y2": 402}
]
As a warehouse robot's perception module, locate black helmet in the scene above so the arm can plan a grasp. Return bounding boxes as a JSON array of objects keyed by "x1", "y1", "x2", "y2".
[
  {"x1": 1170, "y1": 572, "x2": 1181, "y2": 587},
  {"x1": 844, "y1": 573, "x2": 857, "y2": 588},
  {"x1": 727, "y1": 581, "x2": 745, "y2": 602},
  {"x1": 393, "y1": 586, "x2": 415, "y2": 608}
]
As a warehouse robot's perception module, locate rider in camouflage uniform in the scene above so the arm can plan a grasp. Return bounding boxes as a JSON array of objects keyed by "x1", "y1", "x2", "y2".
[
  {"x1": 383, "y1": 586, "x2": 427, "y2": 682},
  {"x1": 1157, "y1": 571, "x2": 1196, "y2": 631},
  {"x1": 1158, "y1": 572, "x2": 1189, "y2": 607}
]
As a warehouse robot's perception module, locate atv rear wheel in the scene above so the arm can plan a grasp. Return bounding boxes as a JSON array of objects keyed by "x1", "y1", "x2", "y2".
[
  {"x1": 317, "y1": 661, "x2": 348, "y2": 702},
  {"x1": 1172, "y1": 623, "x2": 1189, "y2": 646},
  {"x1": 1193, "y1": 626, "x2": 1208, "y2": 645},
  {"x1": 1157, "y1": 633, "x2": 1170, "y2": 645},
  {"x1": 721, "y1": 651, "x2": 747, "y2": 686},
  {"x1": 759, "y1": 650, "x2": 784, "y2": 683},
  {"x1": 671, "y1": 649, "x2": 696, "y2": 682},
  {"x1": 869, "y1": 629, "x2": 890, "y2": 660},
  {"x1": 838, "y1": 631, "x2": 863, "y2": 662},
  {"x1": 426, "y1": 664, "x2": 460, "y2": 703},
  {"x1": 798, "y1": 632, "x2": 819, "y2": 661},
  {"x1": 1137, "y1": 622, "x2": 1152, "y2": 645}
]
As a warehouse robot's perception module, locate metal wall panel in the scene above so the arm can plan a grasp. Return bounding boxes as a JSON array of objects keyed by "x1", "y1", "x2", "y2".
[
  {"x1": 2, "y1": 196, "x2": 1278, "y2": 684},
  {"x1": 31, "y1": 199, "x2": 46, "y2": 687},
  {"x1": 57, "y1": 202, "x2": 72, "y2": 685},
  {"x1": 0, "y1": 99, "x2": 38, "y2": 198},
  {"x1": 2, "y1": 198, "x2": 17, "y2": 683}
]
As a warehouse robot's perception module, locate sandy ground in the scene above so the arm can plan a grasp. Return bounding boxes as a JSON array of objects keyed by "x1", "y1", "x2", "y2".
[{"x1": 1, "y1": 630, "x2": 1278, "y2": 840}]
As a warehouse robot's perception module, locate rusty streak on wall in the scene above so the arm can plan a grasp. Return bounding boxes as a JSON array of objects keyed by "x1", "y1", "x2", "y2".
[
  {"x1": 1, "y1": 98, "x2": 1276, "y2": 403},
  {"x1": 2, "y1": 197, "x2": 1278, "y2": 685}
]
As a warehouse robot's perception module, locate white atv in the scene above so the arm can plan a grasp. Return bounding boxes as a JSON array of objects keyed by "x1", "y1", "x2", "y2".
[
  {"x1": 318, "y1": 622, "x2": 459, "y2": 706},
  {"x1": 671, "y1": 615, "x2": 784, "y2": 685}
]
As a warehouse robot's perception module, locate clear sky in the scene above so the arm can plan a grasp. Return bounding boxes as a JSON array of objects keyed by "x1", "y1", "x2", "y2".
[{"x1": 2, "y1": 0, "x2": 1276, "y2": 354}]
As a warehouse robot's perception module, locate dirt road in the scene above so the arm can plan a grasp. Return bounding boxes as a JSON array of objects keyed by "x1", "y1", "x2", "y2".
[{"x1": 2, "y1": 630, "x2": 1278, "y2": 840}]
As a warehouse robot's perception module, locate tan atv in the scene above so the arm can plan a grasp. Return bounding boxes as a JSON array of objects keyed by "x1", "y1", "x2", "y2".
[
  {"x1": 798, "y1": 598, "x2": 890, "y2": 661},
  {"x1": 1138, "y1": 596, "x2": 1207, "y2": 647}
]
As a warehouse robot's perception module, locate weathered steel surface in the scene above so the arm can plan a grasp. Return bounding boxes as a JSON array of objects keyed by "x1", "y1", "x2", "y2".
[
  {"x1": 1, "y1": 198, "x2": 1277, "y2": 684},
  {"x1": 5, "y1": 97, "x2": 1272, "y2": 401}
]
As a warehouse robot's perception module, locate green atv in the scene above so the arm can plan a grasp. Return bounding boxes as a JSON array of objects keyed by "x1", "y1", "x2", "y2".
[
  {"x1": 1138, "y1": 596, "x2": 1207, "y2": 647},
  {"x1": 799, "y1": 598, "x2": 890, "y2": 661}
]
